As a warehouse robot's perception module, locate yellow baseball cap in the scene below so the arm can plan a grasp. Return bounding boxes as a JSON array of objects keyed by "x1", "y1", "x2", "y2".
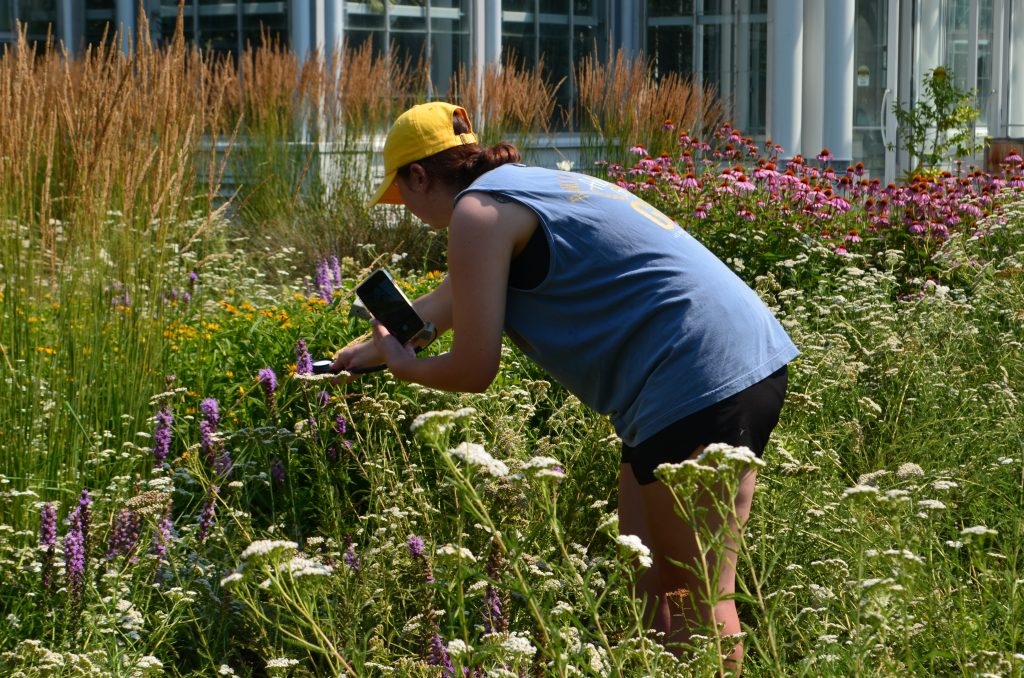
[{"x1": 369, "y1": 102, "x2": 479, "y2": 207}]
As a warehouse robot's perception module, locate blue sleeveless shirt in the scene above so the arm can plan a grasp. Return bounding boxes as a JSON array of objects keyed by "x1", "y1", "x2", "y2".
[{"x1": 456, "y1": 164, "x2": 798, "y2": 446}]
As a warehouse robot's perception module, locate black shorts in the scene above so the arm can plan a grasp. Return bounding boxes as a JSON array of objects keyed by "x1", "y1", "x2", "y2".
[{"x1": 621, "y1": 365, "x2": 789, "y2": 485}]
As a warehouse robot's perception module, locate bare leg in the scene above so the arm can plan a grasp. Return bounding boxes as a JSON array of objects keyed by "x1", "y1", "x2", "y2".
[{"x1": 619, "y1": 459, "x2": 757, "y2": 673}]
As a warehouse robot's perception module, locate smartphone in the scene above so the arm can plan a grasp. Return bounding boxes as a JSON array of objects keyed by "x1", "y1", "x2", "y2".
[{"x1": 355, "y1": 269, "x2": 426, "y2": 345}]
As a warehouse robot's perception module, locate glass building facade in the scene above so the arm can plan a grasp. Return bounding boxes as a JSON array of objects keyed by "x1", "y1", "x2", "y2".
[{"x1": 1, "y1": 1, "x2": 1022, "y2": 180}]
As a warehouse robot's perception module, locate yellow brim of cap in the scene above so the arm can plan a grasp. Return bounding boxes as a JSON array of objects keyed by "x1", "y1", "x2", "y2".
[{"x1": 368, "y1": 171, "x2": 403, "y2": 207}]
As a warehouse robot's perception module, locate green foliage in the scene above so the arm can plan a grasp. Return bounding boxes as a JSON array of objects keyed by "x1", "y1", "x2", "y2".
[{"x1": 891, "y1": 66, "x2": 986, "y2": 177}]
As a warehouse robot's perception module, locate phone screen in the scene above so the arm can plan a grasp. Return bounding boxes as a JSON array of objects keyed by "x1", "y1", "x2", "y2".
[{"x1": 355, "y1": 270, "x2": 426, "y2": 344}]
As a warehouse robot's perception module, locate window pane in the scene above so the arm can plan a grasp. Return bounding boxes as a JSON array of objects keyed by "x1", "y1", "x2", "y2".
[
  {"x1": 242, "y1": 2, "x2": 288, "y2": 50},
  {"x1": 431, "y1": 3, "x2": 469, "y2": 99},
  {"x1": 648, "y1": 24, "x2": 693, "y2": 78},
  {"x1": 649, "y1": 0, "x2": 694, "y2": 17},
  {"x1": 0, "y1": 0, "x2": 12, "y2": 33}
]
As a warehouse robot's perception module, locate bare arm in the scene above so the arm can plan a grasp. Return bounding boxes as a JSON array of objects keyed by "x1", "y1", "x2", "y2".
[{"x1": 373, "y1": 193, "x2": 538, "y2": 392}]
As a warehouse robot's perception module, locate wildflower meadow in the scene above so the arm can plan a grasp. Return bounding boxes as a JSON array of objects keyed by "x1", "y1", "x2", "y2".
[{"x1": 2, "y1": 25, "x2": 1024, "y2": 678}]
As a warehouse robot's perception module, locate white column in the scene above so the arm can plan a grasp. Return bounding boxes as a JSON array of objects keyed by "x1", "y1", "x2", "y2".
[
  {"x1": 768, "y1": 0, "x2": 803, "y2": 159},
  {"x1": 800, "y1": 1, "x2": 823, "y2": 159},
  {"x1": 58, "y1": 0, "x2": 75, "y2": 54},
  {"x1": 291, "y1": 2, "x2": 312, "y2": 64},
  {"x1": 991, "y1": 0, "x2": 1006, "y2": 137},
  {"x1": 822, "y1": 0, "x2": 854, "y2": 164},
  {"x1": 324, "y1": 0, "x2": 344, "y2": 62},
  {"x1": 115, "y1": 0, "x2": 134, "y2": 54},
  {"x1": 734, "y1": 2, "x2": 751, "y2": 133},
  {"x1": 485, "y1": 0, "x2": 502, "y2": 67},
  {"x1": 314, "y1": 0, "x2": 326, "y2": 56},
  {"x1": 917, "y1": 0, "x2": 941, "y2": 87},
  {"x1": 1011, "y1": 0, "x2": 1024, "y2": 136}
]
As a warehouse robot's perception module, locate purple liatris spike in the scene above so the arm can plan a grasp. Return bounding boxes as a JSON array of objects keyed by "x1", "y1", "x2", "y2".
[
  {"x1": 427, "y1": 633, "x2": 454, "y2": 674},
  {"x1": 152, "y1": 512, "x2": 174, "y2": 558},
  {"x1": 152, "y1": 406, "x2": 173, "y2": 467},
  {"x1": 106, "y1": 509, "x2": 142, "y2": 561},
  {"x1": 315, "y1": 260, "x2": 334, "y2": 301},
  {"x1": 342, "y1": 535, "x2": 360, "y2": 573},
  {"x1": 200, "y1": 398, "x2": 219, "y2": 425},
  {"x1": 407, "y1": 534, "x2": 425, "y2": 558},
  {"x1": 76, "y1": 489, "x2": 92, "y2": 549},
  {"x1": 295, "y1": 339, "x2": 313, "y2": 375},
  {"x1": 317, "y1": 390, "x2": 330, "y2": 407},
  {"x1": 64, "y1": 523, "x2": 86, "y2": 614},
  {"x1": 198, "y1": 485, "x2": 218, "y2": 544},
  {"x1": 258, "y1": 368, "x2": 277, "y2": 409},
  {"x1": 199, "y1": 398, "x2": 219, "y2": 461},
  {"x1": 39, "y1": 502, "x2": 57, "y2": 590},
  {"x1": 270, "y1": 457, "x2": 286, "y2": 487},
  {"x1": 330, "y1": 255, "x2": 342, "y2": 285},
  {"x1": 334, "y1": 415, "x2": 347, "y2": 435},
  {"x1": 214, "y1": 450, "x2": 234, "y2": 479}
]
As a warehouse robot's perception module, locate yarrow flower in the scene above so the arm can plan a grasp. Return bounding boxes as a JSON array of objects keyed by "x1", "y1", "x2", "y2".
[
  {"x1": 616, "y1": 533, "x2": 653, "y2": 568},
  {"x1": 449, "y1": 442, "x2": 508, "y2": 477},
  {"x1": 240, "y1": 539, "x2": 299, "y2": 561}
]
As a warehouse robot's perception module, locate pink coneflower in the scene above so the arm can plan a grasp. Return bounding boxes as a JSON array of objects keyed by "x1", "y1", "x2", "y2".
[
  {"x1": 816, "y1": 148, "x2": 834, "y2": 163},
  {"x1": 1004, "y1": 149, "x2": 1022, "y2": 164},
  {"x1": 734, "y1": 174, "x2": 755, "y2": 192},
  {"x1": 681, "y1": 173, "x2": 700, "y2": 189},
  {"x1": 629, "y1": 144, "x2": 647, "y2": 156},
  {"x1": 844, "y1": 230, "x2": 862, "y2": 243},
  {"x1": 662, "y1": 119, "x2": 675, "y2": 132},
  {"x1": 738, "y1": 210, "x2": 756, "y2": 222}
]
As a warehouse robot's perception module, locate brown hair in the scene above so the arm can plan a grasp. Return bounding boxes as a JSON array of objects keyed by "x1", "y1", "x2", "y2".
[{"x1": 397, "y1": 109, "x2": 520, "y2": 192}]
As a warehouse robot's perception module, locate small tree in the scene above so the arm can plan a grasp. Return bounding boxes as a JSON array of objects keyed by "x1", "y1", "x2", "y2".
[{"x1": 890, "y1": 66, "x2": 984, "y2": 177}]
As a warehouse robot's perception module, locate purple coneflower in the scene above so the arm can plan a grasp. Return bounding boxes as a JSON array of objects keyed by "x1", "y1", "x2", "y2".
[
  {"x1": 40, "y1": 502, "x2": 57, "y2": 590},
  {"x1": 152, "y1": 406, "x2": 173, "y2": 467},
  {"x1": 817, "y1": 148, "x2": 834, "y2": 163},
  {"x1": 628, "y1": 144, "x2": 647, "y2": 156}
]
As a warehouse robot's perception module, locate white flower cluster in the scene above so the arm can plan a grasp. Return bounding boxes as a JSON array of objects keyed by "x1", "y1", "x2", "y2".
[
  {"x1": 615, "y1": 533, "x2": 653, "y2": 568},
  {"x1": 520, "y1": 455, "x2": 566, "y2": 480},
  {"x1": 960, "y1": 525, "x2": 997, "y2": 537},
  {"x1": 449, "y1": 442, "x2": 509, "y2": 477},
  {"x1": 240, "y1": 539, "x2": 299, "y2": 561},
  {"x1": 498, "y1": 631, "x2": 537, "y2": 658},
  {"x1": 266, "y1": 657, "x2": 299, "y2": 669},
  {"x1": 410, "y1": 407, "x2": 477, "y2": 435},
  {"x1": 436, "y1": 543, "x2": 477, "y2": 563},
  {"x1": 286, "y1": 556, "x2": 333, "y2": 578}
]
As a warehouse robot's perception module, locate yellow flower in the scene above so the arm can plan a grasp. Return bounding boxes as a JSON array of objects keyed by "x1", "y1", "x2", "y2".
[{"x1": 34, "y1": 346, "x2": 56, "y2": 355}]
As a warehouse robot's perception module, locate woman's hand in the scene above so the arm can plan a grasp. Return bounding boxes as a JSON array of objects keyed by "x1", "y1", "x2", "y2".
[
  {"x1": 369, "y1": 320, "x2": 418, "y2": 370},
  {"x1": 330, "y1": 336, "x2": 383, "y2": 380}
]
